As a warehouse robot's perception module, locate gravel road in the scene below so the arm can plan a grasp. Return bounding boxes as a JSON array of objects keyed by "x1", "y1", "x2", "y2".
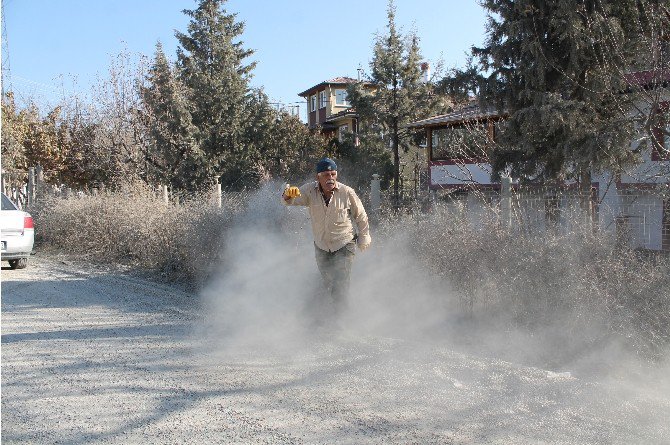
[{"x1": 2, "y1": 255, "x2": 670, "y2": 444}]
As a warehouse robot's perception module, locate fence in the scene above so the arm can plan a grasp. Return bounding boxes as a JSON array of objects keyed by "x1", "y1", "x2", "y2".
[
  {"x1": 383, "y1": 182, "x2": 670, "y2": 252},
  {"x1": 5, "y1": 167, "x2": 667, "y2": 252},
  {"x1": 1, "y1": 167, "x2": 227, "y2": 210}
]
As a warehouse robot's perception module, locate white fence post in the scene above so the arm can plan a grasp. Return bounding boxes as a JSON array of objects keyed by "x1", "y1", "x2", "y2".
[
  {"x1": 501, "y1": 175, "x2": 512, "y2": 230},
  {"x1": 162, "y1": 185, "x2": 169, "y2": 205},
  {"x1": 370, "y1": 173, "x2": 381, "y2": 220},
  {"x1": 214, "y1": 176, "x2": 222, "y2": 208}
]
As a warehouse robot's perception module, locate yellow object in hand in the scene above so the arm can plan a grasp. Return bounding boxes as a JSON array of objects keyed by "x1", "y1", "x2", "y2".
[{"x1": 285, "y1": 185, "x2": 301, "y2": 198}]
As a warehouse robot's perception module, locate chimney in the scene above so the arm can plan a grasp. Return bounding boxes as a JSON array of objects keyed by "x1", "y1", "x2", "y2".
[{"x1": 420, "y1": 62, "x2": 430, "y2": 83}]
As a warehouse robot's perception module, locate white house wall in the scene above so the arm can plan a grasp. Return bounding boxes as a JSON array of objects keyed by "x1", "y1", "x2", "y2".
[{"x1": 430, "y1": 163, "x2": 494, "y2": 187}]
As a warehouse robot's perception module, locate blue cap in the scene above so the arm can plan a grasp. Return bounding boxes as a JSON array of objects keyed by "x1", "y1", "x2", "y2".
[{"x1": 316, "y1": 157, "x2": 337, "y2": 173}]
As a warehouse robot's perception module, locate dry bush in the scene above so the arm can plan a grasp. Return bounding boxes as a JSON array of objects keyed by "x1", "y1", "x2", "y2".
[
  {"x1": 32, "y1": 183, "x2": 669, "y2": 360},
  {"x1": 399, "y1": 205, "x2": 670, "y2": 360},
  {"x1": 33, "y1": 184, "x2": 246, "y2": 287}
]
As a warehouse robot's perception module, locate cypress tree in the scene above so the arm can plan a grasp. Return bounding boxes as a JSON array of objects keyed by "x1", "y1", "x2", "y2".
[
  {"x1": 348, "y1": 0, "x2": 444, "y2": 207},
  {"x1": 175, "y1": 0, "x2": 257, "y2": 189}
]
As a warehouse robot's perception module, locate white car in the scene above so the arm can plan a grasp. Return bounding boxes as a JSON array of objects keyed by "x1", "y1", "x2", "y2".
[{"x1": 1, "y1": 193, "x2": 35, "y2": 269}]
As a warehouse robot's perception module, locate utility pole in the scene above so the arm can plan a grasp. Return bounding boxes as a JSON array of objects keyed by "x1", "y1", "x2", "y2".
[{"x1": 1, "y1": 1, "x2": 12, "y2": 96}]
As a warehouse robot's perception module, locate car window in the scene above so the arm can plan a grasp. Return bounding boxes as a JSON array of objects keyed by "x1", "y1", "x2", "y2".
[{"x1": 1, "y1": 194, "x2": 18, "y2": 211}]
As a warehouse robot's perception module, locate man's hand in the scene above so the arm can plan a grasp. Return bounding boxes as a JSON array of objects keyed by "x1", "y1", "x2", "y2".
[
  {"x1": 358, "y1": 241, "x2": 371, "y2": 252},
  {"x1": 284, "y1": 185, "x2": 301, "y2": 199}
]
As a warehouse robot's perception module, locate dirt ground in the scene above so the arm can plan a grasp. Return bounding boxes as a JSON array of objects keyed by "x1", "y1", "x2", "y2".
[{"x1": 2, "y1": 255, "x2": 670, "y2": 444}]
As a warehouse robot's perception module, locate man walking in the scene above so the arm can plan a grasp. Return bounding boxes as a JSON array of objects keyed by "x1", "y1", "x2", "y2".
[{"x1": 282, "y1": 158, "x2": 371, "y2": 312}]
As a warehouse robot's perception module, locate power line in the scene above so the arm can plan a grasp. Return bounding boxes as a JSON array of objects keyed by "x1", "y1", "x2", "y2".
[{"x1": 12, "y1": 75, "x2": 64, "y2": 93}]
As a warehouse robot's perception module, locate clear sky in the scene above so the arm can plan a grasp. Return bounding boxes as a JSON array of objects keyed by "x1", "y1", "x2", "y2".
[{"x1": 2, "y1": 0, "x2": 488, "y2": 121}]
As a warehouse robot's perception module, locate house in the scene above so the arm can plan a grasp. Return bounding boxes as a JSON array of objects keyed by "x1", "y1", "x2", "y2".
[
  {"x1": 407, "y1": 100, "x2": 502, "y2": 190},
  {"x1": 298, "y1": 77, "x2": 373, "y2": 142},
  {"x1": 408, "y1": 74, "x2": 670, "y2": 251}
]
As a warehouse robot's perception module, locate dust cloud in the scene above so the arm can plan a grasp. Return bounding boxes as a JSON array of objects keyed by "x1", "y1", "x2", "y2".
[
  {"x1": 197, "y1": 181, "x2": 456, "y2": 356},
  {"x1": 197, "y1": 181, "x2": 670, "y2": 388}
]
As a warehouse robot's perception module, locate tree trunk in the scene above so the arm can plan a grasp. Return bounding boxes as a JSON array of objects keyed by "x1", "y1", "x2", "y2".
[{"x1": 392, "y1": 120, "x2": 400, "y2": 209}]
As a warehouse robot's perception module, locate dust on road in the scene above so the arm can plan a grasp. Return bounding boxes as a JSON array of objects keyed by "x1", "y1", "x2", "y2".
[{"x1": 2, "y1": 256, "x2": 669, "y2": 444}]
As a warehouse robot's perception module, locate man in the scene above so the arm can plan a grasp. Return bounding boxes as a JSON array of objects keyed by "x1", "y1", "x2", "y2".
[{"x1": 282, "y1": 157, "x2": 371, "y2": 310}]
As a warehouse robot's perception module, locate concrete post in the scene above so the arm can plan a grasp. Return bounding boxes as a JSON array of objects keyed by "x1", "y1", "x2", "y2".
[
  {"x1": 500, "y1": 175, "x2": 512, "y2": 230},
  {"x1": 370, "y1": 174, "x2": 381, "y2": 219},
  {"x1": 162, "y1": 185, "x2": 169, "y2": 205},
  {"x1": 21, "y1": 184, "x2": 27, "y2": 208},
  {"x1": 214, "y1": 177, "x2": 222, "y2": 208}
]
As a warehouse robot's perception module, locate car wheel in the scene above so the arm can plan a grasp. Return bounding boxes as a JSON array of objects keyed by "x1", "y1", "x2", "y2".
[{"x1": 9, "y1": 258, "x2": 28, "y2": 269}]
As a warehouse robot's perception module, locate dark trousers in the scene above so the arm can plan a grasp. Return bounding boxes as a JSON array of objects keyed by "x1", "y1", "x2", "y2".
[{"x1": 314, "y1": 242, "x2": 355, "y2": 309}]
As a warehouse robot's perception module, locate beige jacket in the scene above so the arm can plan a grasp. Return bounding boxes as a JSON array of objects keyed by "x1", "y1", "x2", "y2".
[{"x1": 282, "y1": 181, "x2": 371, "y2": 252}]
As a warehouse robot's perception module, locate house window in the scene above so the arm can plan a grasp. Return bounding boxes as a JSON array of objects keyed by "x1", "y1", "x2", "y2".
[
  {"x1": 335, "y1": 89, "x2": 349, "y2": 106},
  {"x1": 319, "y1": 91, "x2": 327, "y2": 109},
  {"x1": 311, "y1": 95, "x2": 317, "y2": 112},
  {"x1": 338, "y1": 124, "x2": 349, "y2": 142},
  {"x1": 430, "y1": 122, "x2": 489, "y2": 161}
]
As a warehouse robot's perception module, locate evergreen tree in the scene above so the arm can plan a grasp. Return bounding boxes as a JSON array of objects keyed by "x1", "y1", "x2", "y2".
[
  {"x1": 140, "y1": 42, "x2": 199, "y2": 190},
  {"x1": 331, "y1": 133, "x2": 394, "y2": 193},
  {"x1": 242, "y1": 90, "x2": 326, "y2": 185},
  {"x1": 175, "y1": 0, "x2": 257, "y2": 190},
  {"x1": 347, "y1": 0, "x2": 445, "y2": 206},
  {"x1": 445, "y1": 0, "x2": 668, "y2": 182}
]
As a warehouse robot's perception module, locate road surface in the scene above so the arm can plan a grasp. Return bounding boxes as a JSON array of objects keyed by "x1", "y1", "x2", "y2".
[{"x1": 2, "y1": 256, "x2": 669, "y2": 444}]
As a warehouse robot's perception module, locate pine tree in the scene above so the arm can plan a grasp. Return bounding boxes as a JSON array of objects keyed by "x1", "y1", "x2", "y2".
[
  {"x1": 347, "y1": 0, "x2": 444, "y2": 207},
  {"x1": 175, "y1": 0, "x2": 257, "y2": 190},
  {"x1": 140, "y1": 42, "x2": 198, "y2": 190}
]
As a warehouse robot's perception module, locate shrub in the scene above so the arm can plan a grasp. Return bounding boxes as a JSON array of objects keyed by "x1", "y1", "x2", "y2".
[
  {"x1": 402, "y1": 205, "x2": 670, "y2": 361},
  {"x1": 32, "y1": 183, "x2": 246, "y2": 286}
]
